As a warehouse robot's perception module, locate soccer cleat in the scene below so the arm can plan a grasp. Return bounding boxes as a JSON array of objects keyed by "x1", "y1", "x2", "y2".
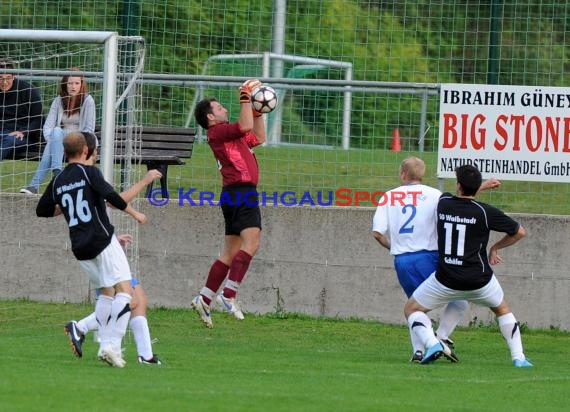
[
  {"x1": 98, "y1": 346, "x2": 126, "y2": 368},
  {"x1": 216, "y1": 294, "x2": 245, "y2": 320},
  {"x1": 439, "y1": 337, "x2": 454, "y2": 347},
  {"x1": 138, "y1": 355, "x2": 162, "y2": 365},
  {"x1": 440, "y1": 338, "x2": 459, "y2": 363},
  {"x1": 191, "y1": 295, "x2": 213, "y2": 328},
  {"x1": 513, "y1": 358, "x2": 533, "y2": 368},
  {"x1": 64, "y1": 321, "x2": 85, "y2": 358},
  {"x1": 420, "y1": 342, "x2": 444, "y2": 364},
  {"x1": 410, "y1": 350, "x2": 423, "y2": 363},
  {"x1": 20, "y1": 186, "x2": 38, "y2": 195}
]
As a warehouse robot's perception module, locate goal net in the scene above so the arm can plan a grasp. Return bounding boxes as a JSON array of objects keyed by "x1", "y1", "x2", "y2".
[{"x1": 0, "y1": 30, "x2": 145, "y2": 303}]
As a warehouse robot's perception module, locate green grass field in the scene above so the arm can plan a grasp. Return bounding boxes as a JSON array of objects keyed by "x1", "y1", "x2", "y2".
[
  {"x1": 1, "y1": 300, "x2": 568, "y2": 412},
  {"x1": 2, "y1": 143, "x2": 569, "y2": 214}
]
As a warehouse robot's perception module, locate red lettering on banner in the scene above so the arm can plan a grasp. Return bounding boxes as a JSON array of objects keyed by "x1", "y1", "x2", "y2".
[
  {"x1": 442, "y1": 113, "x2": 486, "y2": 149},
  {"x1": 473, "y1": 114, "x2": 486, "y2": 149},
  {"x1": 526, "y1": 116, "x2": 542, "y2": 152},
  {"x1": 544, "y1": 117, "x2": 560, "y2": 152},
  {"x1": 442, "y1": 113, "x2": 458, "y2": 148},
  {"x1": 510, "y1": 115, "x2": 524, "y2": 151},
  {"x1": 494, "y1": 115, "x2": 508, "y2": 150},
  {"x1": 493, "y1": 115, "x2": 570, "y2": 153},
  {"x1": 564, "y1": 118, "x2": 570, "y2": 152}
]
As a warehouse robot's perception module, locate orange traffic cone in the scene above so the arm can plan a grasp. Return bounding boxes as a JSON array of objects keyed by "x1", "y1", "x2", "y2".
[{"x1": 391, "y1": 128, "x2": 401, "y2": 152}]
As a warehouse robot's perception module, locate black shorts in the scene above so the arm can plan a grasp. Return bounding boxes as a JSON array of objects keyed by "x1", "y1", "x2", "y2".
[{"x1": 220, "y1": 183, "x2": 262, "y2": 236}]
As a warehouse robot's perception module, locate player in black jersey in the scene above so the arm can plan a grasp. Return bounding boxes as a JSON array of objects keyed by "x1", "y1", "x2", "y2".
[
  {"x1": 36, "y1": 131, "x2": 148, "y2": 368},
  {"x1": 62, "y1": 132, "x2": 163, "y2": 365},
  {"x1": 404, "y1": 165, "x2": 533, "y2": 367}
]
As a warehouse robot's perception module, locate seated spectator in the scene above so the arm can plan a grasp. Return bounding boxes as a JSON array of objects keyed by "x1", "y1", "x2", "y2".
[
  {"x1": 21, "y1": 68, "x2": 95, "y2": 195},
  {"x1": 0, "y1": 58, "x2": 43, "y2": 161}
]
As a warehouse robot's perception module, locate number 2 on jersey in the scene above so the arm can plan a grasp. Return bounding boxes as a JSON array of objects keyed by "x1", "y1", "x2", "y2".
[
  {"x1": 61, "y1": 189, "x2": 93, "y2": 227},
  {"x1": 398, "y1": 204, "x2": 416, "y2": 234}
]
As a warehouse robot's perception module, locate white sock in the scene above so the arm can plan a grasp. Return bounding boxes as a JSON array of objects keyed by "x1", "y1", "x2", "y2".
[
  {"x1": 76, "y1": 313, "x2": 98, "y2": 335},
  {"x1": 95, "y1": 295, "x2": 113, "y2": 349},
  {"x1": 435, "y1": 300, "x2": 468, "y2": 340},
  {"x1": 410, "y1": 324, "x2": 424, "y2": 353},
  {"x1": 199, "y1": 287, "x2": 216, "y2": 303},
  {"x1": 498, "y1": 313, "x2": 525, "y2": 361},
  {"x1": 109, "y1": 292, "x2": 132, "y2": 351},
  {"x1": 130, "y1": 316, "x2": 153, "y2": 360},
  {"x1": 408, "y1": 311, "x2": 439, "y2": 349},
  {"x1": 223, "y1": 279, "x2": 239, "y2": 295}
]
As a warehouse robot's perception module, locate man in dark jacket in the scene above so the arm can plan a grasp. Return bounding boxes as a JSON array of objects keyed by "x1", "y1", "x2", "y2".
[{"x1": 0, "y1": 58, "x2": 43, "y2": 160}]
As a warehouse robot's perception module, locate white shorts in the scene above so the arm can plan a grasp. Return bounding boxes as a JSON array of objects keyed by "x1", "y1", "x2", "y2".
[
  {"x1": 412, "y1": 272, "x2": 505, "y2": 310},
  {"x1": 79, "y1": 235, "x2": 132, "y2": 288}
]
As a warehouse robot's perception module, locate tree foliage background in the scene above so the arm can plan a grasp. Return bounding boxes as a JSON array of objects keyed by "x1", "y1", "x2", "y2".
[{"x1": 1, "y1": 0, "x2": 569, "y2": 149}]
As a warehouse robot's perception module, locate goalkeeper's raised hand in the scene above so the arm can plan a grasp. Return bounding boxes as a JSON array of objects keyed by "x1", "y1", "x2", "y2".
[{"x1": 239, "y1": 79, "x2": 262, "y2": 104}]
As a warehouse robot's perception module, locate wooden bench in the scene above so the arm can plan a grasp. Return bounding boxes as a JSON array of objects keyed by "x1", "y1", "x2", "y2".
[
  {"x1": 114, "y1": 126, "x2": 196, "y2": 194},
  {"x1": 13, "y1": 126, "x2": 196, "y2": 195}
]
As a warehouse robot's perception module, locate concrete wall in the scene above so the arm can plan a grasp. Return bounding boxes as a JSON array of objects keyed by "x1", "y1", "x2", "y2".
[{"x1": 2, "y1": 194, "x2": 569, "y2": 330}]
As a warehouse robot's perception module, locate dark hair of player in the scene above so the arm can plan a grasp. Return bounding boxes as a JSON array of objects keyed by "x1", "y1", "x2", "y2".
[
  {"x1": 194, "y1": 97, "x2": 218, "y2": 130},
  {"x1": 455, "y1": 165, "x2": 482, "y2": 196},
  {"x1": 83, "y1": 131, "x2": 99, "y2": 160}
]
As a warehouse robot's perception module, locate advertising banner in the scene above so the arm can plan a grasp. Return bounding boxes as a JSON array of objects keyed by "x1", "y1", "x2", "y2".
[{"x1": 438, "y1": 83, "x2": 570, "y2": 182}]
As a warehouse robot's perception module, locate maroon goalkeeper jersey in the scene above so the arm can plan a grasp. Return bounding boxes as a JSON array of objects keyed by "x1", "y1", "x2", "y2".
[{"x1": 207, "y1": 122, "x2": 262, "y2": 187}]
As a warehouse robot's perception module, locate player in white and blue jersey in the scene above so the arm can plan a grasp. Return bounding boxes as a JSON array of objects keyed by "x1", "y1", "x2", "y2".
[
  {"x1": 372, "y1": 157, "x2": 499, "y2": 362},
  {"x1": 404, "y1": 165, "x2": 532, "y2": 367}
]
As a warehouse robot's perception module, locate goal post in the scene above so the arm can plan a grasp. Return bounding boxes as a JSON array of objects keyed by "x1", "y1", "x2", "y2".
[
  {"x1": 0, "y1": 29, "x2": 120, "y2": 183},
  {"x1": 0, "y1": 29, "x2": 145, "y2": 300}
]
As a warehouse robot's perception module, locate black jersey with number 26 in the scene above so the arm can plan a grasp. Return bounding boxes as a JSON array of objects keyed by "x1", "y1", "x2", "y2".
[
  {"x1": 435, "y1": 193, "x2": 520, "y2": 291},
  {"x1": 36, "y1": 163, "x2": 126, "y2": 260}
]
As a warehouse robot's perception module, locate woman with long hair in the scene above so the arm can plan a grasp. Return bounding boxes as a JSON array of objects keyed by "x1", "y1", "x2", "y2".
[{"x1": 21, "y1": 68, "x2": 95, "y2": 194}]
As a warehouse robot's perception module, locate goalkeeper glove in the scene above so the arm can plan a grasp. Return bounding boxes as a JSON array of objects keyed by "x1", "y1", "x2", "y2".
[{"x1": 239, "y1": 79, "x2": 262, "y2": 104}]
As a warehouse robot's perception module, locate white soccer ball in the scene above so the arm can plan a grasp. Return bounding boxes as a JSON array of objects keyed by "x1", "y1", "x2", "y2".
[{"x1": 251, "y1": 85, "x2": 278, "y2": 114}]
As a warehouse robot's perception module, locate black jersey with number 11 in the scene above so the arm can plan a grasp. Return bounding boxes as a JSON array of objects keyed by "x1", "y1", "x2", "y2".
[{"x1": 435, "y1": 193, "x2": 520, "y2": 291}]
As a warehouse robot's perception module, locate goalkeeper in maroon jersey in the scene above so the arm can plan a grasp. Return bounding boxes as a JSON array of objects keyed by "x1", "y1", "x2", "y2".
[{"x1": 192, "y1": 79, "x2": 266, "y2": 328}]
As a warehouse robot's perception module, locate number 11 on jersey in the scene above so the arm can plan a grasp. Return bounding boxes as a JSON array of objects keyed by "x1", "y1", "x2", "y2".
[{"x1": 443, "y1": 222, "x2": 466, "y2": 256}]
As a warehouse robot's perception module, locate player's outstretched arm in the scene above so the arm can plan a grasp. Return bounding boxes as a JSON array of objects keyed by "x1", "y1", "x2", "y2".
[
  {"x1": 478, "y1": 178, "x2": 501, "y2": 193},
  {"x1": 105, "y1": 169, "x2": 162, "y2": 210},
  {"x1": 105, "y1": 188, "x2": 146, "y2": 224},
  {"x1": 120, "y1": 169, "x2": 162, "y2": 203},
  {"x1": 123, "y1": 205, "x2": 147, "y2": 224},
  {"x1": 252, "y1": 112, "x2": 266, "y2": 145},
  {"x1": 238, "y1": 79, "x2": 261, "y2": 132}
]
